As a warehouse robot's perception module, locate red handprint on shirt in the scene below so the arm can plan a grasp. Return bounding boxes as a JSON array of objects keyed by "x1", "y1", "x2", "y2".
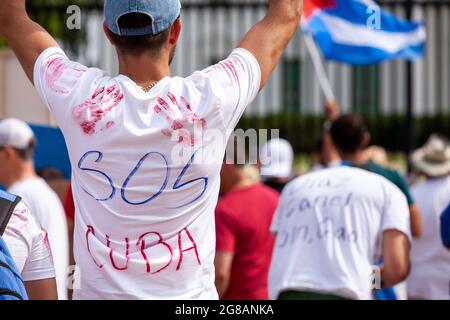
[
  {"x1": 44, "y1": 57, "x2": 87, "y2": 94},
  {"x1": 154, "y1": 93, "x2": 207, "y2": 146},
  {"x1": 73, "y1": 84, "x2": 124, "y2": 135}
]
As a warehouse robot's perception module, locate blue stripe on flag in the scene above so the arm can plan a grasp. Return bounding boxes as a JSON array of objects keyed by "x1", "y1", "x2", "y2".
[
  {"x1": 318, "y1": 40, "x2": 425, "y2": 65},
  {"x1": 323, "y1": 0, "x2": 422, "y2": 32},
  {"x1": 305, "y1": 6, "x2": 426, "y2": 65}
]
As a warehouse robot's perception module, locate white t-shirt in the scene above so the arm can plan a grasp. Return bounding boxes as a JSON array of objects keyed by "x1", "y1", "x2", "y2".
[
  {"x1": 8, "y1": 178, "x2": 69, "y2": 300},
  {"x1": 408, "y1": 176, "x2": 450, "y2": 300},
  {"x1": 269, "y1": 166, "x2": 411, "y2": 300},
  {"x1": 33, "y1": 47, "x2": 260, "y2": 299},
  {"x1": 3, "y1": 201, "x2": 55, "y2": 282}
]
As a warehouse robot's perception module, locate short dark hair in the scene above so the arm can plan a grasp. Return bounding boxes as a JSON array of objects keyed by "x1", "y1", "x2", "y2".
[
  {"x1": 313, "y1": 136, "x2": 325, "y2": 154},
  {"x1": 37, "y1": 167, "x2": 65, "y2": 181},
  {"x1": 108, "y1": 13, "x2": 171, "y2": 56},
  {"x1": 0, "y1": 138, "x2": 36, "y2": 161},
  {"x1": 15, "y1": 138, "x2": 36, "y2": 161},
  {"x1": 329, "y1": 114, "x2": 368, "y2": 154}
]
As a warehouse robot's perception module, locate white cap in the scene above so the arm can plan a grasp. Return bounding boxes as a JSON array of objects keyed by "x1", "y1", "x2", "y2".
[
  {"x1": 260, "y1": 138, "x2": 294, "y2": 179},
  {"x1": 0, "y1": 118, "x2": 35, "y2": 149}
]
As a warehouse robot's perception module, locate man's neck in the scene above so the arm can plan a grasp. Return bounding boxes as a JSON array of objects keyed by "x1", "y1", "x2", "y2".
[
  {"x1": 5, "y1": 162, "x2": 37, "y2": 188},
  {"x1": 118, "y1": 53, "x2": 171, "y2": 87},
  {"x1": 342, "y1": 150, "x2": 366, "y2": 165},
  {"x1": 226, "y1": 176, "x2": 256, "y2": 195}
]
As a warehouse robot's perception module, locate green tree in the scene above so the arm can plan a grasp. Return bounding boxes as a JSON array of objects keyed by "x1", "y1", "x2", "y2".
[{"x1": 1, "y1": 0, "x2": 103, "y2": 53}]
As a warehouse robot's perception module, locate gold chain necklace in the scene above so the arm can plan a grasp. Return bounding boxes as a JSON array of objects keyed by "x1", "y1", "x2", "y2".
[{"x1": 140, "y1": 81, "x2": 159, "y2": 93}]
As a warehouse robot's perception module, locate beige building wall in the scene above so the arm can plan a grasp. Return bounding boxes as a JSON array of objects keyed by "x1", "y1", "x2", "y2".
[{"x1": 0, "y1": 48, "x2": 53, "y2": 125}]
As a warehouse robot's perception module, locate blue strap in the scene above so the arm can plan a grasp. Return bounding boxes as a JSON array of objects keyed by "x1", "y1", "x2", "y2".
[
  {"x1": 0, "y1": 190, "x2": 17, "y2": 202},
  {"x1": 441, "y1": 203, "x2": 450, "y2": 248},
  {"x1": 0, "y1": 190, "x2": 20, "y2": 236}
]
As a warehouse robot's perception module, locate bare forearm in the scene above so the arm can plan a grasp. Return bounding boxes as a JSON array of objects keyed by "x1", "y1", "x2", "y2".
[
  {"x1": 380, "y1": 260, "x2": 410, "y2": 288},
  {"x1": 214, "y1": 253, "x2": 233, "y2": 299},
  {"x1": 238, "y1": 0, "x2": 303, "y2": 89},
  {"x1": 409, "y1": 205, "x2": 422, "y2": 238},
  {"x1": 267, "y1": 0, "x2": 303, "y2": 22},
  {"x1": 25, "y1": 278, "x2": 58, "y2": 300},
  {"x1": 0, "y1": 0, "x2": 27, "y2": 32},
  {"x1": 381, "y1": 230, "x2": 411, "y2": 287},
  {"x1": 215, "y1": 274, "x2": 230, "y2": 299},
  {"x1": 0, "y1": 0, "x2": 59, "y2": 82}
]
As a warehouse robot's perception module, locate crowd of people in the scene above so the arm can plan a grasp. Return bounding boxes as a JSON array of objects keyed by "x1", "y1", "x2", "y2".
[
  {"x1": 2, "y1": 111, "x2": 449, "y2": 300},
  {"x1": 0, "y1": 0, "x2": 449, "y2": 300},
  {"x1": 214, "y1": 107, "x2": 450, "y2": 301}
]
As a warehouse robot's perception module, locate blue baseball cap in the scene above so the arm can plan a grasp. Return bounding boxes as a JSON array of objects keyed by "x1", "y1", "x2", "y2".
[{"x1": 104, "y1": 0, "x2": 181, "y2": 36}]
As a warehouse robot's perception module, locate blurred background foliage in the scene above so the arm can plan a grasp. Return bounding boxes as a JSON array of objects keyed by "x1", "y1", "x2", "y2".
[{"x1": 0, "y1": 0, "x2": 104, "y2": 52}]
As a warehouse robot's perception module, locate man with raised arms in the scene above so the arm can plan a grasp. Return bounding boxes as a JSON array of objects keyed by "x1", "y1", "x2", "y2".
[{"x1": 0, "y1": 0, "x2": 303, "y2": 299}]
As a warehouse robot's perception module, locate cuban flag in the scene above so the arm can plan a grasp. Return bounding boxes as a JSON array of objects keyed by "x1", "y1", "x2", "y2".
[{"x1": 302, "y1": 0, "x2": 426, "y2": 64}]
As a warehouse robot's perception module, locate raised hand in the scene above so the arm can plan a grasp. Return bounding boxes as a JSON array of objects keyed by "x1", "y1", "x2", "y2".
[
  {"x1": 0, "y1": 0, "x2": 59, "y2": 82},
  {"x1": 324, "y1": 99, "x2": 340, "y2": 121}
]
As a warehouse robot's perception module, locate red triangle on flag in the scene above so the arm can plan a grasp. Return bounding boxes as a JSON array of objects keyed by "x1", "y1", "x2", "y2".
[{"x1": 304, "y1": 0, "x2": 337, "y2": 19}]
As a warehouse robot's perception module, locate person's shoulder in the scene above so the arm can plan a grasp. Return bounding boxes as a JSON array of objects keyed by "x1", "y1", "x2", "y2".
[
  {"x1": 366, "y1": 162, "x2": 411, "y2": 189},
  {"x1": 340, "y1": 165, "x2": 398, "y2": 189},
  {"x1": 10, "y1": 179, "x2": 48, "y2": 198},
  {"x1": 215, "y1": 196, "x2": 239, "y2": 224},
  {"x1": 12, "y1": 201, "x2": 31, "y2": 218},
  {"x1": 373, "y1": 171, "x2": 409, "y2": 201},
  {"x1": 359, "y1": 161, "x2": 383, "y2": 173},
  {"x1": 5, "y1": 201, "x2": 39, "y2": 236},
  {"x1": 7, "y1": 180, "x2": 32, "y2": 197},
  {"x1": 185, "y1": 48, "x2": 259, "y2": 81},
  {"x1": 364, "y1": 161, "x2": 399, "y2": 178},
  {"x1": 10, "y1": 179, "x2": 63, "y2": 209},
  {"x1": 215, "y1": 194, "x2": 234, "y2": 215},
  {"x1": 414, "y1": 176, "x2": 450, "y2": 199},
  {"x1": 36, "y1": 47, "x2": 106, "y2": 84},
  {"x1": 254, "y1": 183, "x2": 280, "y2": 199},
  {"x1": 279, "y1": 171, "x2": 318, "y2": 196},
  {"x1": 35, "y1": 179, "x2": 66, "y2": 208}
]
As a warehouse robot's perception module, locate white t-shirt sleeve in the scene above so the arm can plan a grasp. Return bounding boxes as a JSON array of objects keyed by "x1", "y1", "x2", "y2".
[
  {"x1": 3, "y1": 202, "x2": 55, "y2": 282},
  {"x1": 33, "y1": 46, "x2": 102, "y2": 125},
  {"x1": 270, "y1": 187, "x2": 290, "y2": 234},
  {"x1": 381, "y1": 181, "x2": 412, "y2": 243},
  {"x1": 187, "y1": 48, "x2": 261, "y2": 130},
  {"x1": 270, "y1": 205, "x2": 283, "y2": 235}
]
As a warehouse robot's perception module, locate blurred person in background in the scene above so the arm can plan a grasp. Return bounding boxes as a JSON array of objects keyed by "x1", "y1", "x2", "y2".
[
  {"x1": 269, "y1": 151, "x2": 412, "y2": 300},
  {"x1": 329, "y1": 115, "x2": 422, "y2": 239},
  {"x1": 310, "y1": 134, "x2": 341, "y2": 172},
  {"x1": 362, "y1": 146, "x2": 389, "y2": 167},
  {"x1": 0, "y1": 118, "x2": 69, "y2": 300},
  {"x1": 63, "y1": 185, "x2": 76, "y2": 299},
  {"x1": 329, "y1": 115, "x2": 421, "y2": 300},
  {"x1": 3, "y1": 198, "x2": 57, "y2": 299},
  {"x1": 243, "y1": 165, "x2": 262, "y2": 184},
  {"x1": 407, "y1": 134, "x2": 450, "y2": 300},
  {"x1": 215, "y1": 138, "x2": 279, "y2": 299},
  {"x1": 259, "y1": 138, "x2": 294, "y2": 193},
  {"x1": 310, "y1": 100, "x2": 341, "y2": 172},
  {"x1": 37, "y1": 167, "x2": 69, "y2": 204}
]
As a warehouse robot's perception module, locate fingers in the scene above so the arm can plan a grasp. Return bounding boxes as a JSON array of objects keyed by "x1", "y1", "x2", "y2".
[{"x1": 102, "y1": 85, "x2": 124, "y2": 112}]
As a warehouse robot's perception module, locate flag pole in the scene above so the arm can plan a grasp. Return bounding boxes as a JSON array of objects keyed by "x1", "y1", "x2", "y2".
[
  {"x1": 406, "y1": 0, "x2": 414, "y2": 173},
  {"x1": 303, "y1": 33, "x2": 336, "y2": 102}
]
